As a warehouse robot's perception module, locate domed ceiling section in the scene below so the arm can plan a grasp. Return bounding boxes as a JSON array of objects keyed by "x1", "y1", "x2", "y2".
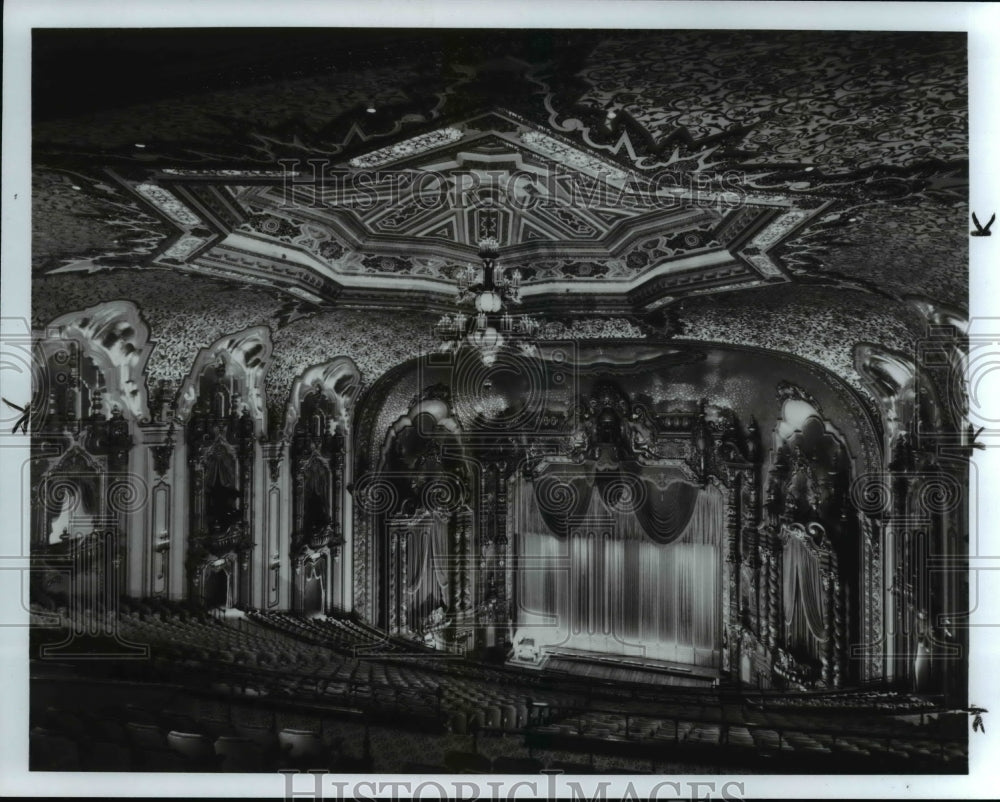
[
  {"x1": 62, "y1": 109, "x2": 834, "y2": 313},
  {"x1": 32, "y1": 29, "x2": 967, "y2": 314}
]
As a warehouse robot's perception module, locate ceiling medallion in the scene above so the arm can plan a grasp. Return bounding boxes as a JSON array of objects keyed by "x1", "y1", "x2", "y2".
[{"x1": 435, "y1": 237, "x2": 540, "y2": 366}]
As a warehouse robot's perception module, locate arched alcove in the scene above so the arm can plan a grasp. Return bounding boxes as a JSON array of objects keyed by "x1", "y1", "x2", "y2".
[
  {"x1": 41, "y1": 300, "x2": 153, "y2": 423},
  {"x1": 284, "y1": 357, "x2": 361, "y2": 616},
  {"x1": 180, "y1": 327, "x2": 272, "y2": 610}
]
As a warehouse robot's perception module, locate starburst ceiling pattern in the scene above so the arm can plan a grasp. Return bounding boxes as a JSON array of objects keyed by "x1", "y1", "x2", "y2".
[{"x1": 29, "y1": 28, "x2": 968, "y2": 406}]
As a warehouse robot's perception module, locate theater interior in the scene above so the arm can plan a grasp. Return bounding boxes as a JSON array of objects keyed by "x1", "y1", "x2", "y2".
[{"x1": 26, "y1": 28, "x2": 971, "y2": 774}]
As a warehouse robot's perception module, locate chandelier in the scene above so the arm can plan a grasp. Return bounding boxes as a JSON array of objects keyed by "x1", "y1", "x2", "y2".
[{"x1": 435, "y1": 238, "x2": 540, "y2": 365}]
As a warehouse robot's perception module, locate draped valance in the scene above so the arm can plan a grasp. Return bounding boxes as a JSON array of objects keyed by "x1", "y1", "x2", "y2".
[{"x1": 531, "y1": 462, "x2": 701, "y2": 544}]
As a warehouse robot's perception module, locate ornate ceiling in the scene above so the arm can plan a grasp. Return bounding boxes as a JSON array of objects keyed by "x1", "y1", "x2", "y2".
[
  {"x1": 47, "y1": 108, "x2": 832, "y2": 313},
  {"x1": 31, "y1": 28, "x2": 968, "y2": 389}
]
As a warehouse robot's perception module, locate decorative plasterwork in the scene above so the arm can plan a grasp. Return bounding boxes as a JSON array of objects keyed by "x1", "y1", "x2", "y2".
[
  {"x1": 40, "y1": 300, "x2": 154, "y2": 422},
  {"x1": 105, "y1": 110, "x2": 831, "y2": 312},
  {"x1": 519, "y1": 130, "x2": 629, "y2": 181},
  {"x1": 175, "y1": 326, "x2": 273, "y2": 426},
  {"x1": 283, "y1": 357, "x2": 362, "y2": 439},
  {"x1": 33, "y1": 30, "x2": 966, "y2": 316},
  {"x1": 134, "y1": 184, "x2": 201, "y2": 227},
  {"x1": 348, "y1": 128, "x2": 464, "y2": 168}
]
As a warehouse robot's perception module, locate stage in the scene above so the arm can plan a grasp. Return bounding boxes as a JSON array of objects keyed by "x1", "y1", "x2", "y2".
[{"x1": 518, "y1": 646, "x2": 721, "y2": 688}]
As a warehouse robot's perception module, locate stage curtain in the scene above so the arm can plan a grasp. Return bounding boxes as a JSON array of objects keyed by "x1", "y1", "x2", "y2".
[
  {"x1": 597, "y1": 467, "x2": 701, "y2": 544},
  {"x1": 782, "y1": 536, "x2": 827, "y2": 659},
  {"x1": 47, "y1": 469, "x2": 101, "y2": 543},
  {"x1": 531, "y1": 465, "x2": 595, "y2": 538},
  {"x1": 303, "y1": 560, "x2": 325, "y2": 615},
  {"x1": 516, "y1": 471, "x2": 723, "y2": 666},
  {"x1": 303, "y1": 459, "x2": 329, "y2": 497},
  {"x1": 204, "y1": 447, "x2": 237, "y2": 488},
  {"x1": 303, "y1": 461, "x2": 331, "y2": 530},
  {"x1": 405, "y1": 519, "x2": 450, "y2": 627}
]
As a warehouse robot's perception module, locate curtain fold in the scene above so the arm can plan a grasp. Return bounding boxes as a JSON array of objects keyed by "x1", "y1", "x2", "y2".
[
  {"x1": 595, "y1": 466, "x2": 701, "y2": 544},
  {"x1": 72, "y1": 473, "x2": 100, "y2": 514},
  {"x1": 531, "y1": 466, "x2": 595, "y2": 538},
  {"x1": 204, "y1": 449, "x2": 237, "y2": 488},
  {"x1": 516, "y1": 470, "x2": 724, "y2": 666},
  {"x1": 782, "y1": 536, "x2": 827, "y2": 647},
  {"x1": 304, "y1": 460, "x2": 329, "y2": 498},
  {"x1": 405, "y1": 520, "x2": 450, "y2": 627}
]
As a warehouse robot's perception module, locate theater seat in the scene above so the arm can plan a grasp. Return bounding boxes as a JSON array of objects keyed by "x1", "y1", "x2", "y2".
[
  {"x1": 30, "y1": 733, "x2": 81, "y2": 771},
  {"x1": 235, "y1": 723, "x2": 279, "y2": 751},
  {"x1": 86, "y1": 740, "x2": 133, "y2": 771},
  {"x1": 215, "y1": 736, "x2": 266, "y2": 772},
  {"x1": 167, "y1": 731, "x2": 217, "y2": 764},
  {"x1": 484, "y1": 705, "x2": 502, "y2": 729},
  {"x1": 135, "y1": 748, "x2": 191, "y2": 772},
  {"x1": 126, "y1": 722, "x2": 169, "y2": 751},
  {"x1": 278, "y1": 728, "x2": 325, "y2": 761}
]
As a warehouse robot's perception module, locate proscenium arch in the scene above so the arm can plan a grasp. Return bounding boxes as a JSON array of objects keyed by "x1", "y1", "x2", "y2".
[
  {"x1": 854, "y1": 342, "x2": 946, "y2": 437},
  {"x1": 349, "y1": 341, "x2": 885, "y2": 631}
]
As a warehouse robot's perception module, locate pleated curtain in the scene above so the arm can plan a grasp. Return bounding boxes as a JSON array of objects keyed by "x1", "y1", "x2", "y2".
[
  {"x1": 405, "y1": 518, "x2": 450, "y2": 627},
  {"x1": 517, "y1": 469, "x2": 723, "y2": 666},
  {"x1": 782, "y1": 535, "x2": 828, "y2": 660}
]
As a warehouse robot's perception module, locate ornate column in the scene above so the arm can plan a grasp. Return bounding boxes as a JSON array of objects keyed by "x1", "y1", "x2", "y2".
[
  {"x1": 388, "y1": 528, "x2": 399, "y2": 633},
  {"x1": 740, "y1": 467, "x2": 762, "y2": 631},
  {"x1": 262, "y1": 439, "x2": 289, "y2": 609},
  {"x1": 766, "y1": 527, "x2": 781, "y2": 650},
  {"x1": 447, "y1": 513, "x2": 460, "y2": 619},
  {"x1": 458, "y1": 508, "x2": 473, "y2": 613},
  {"x1": 354, "y1": 509, "x2": 373, "y2": 622},
  {"x1": 166, "y1": 428, "x2": 188, "y2": 601},
  {"x1": 496, "y1": 461, "x2": 513, "y2": 647},
  {"x1": 138, "y1": 423, "x2": 175, "y2": 598},
  {"x1": 241, "y1": 434, "x2": 261, "y2": 609},
  {"x1": 860, "y1": 514, "x2": 884, "y2": 683},
  {"x1": 759, "y1": 542, "x2": 772, "y2": 649},
  {"x1": 398, "y1": 529, "x2": 409, "y2": 634},
  {"x1": 832, "y1": 573, "x2": 845, "y2": 688},
  {"x1": 821, "y1": 568, "x2": 835, "y2": 686},
  {"x1": 725, "y1": 472, "x2": 740, "y2": 615},
  {"x1": 475, "y1": 465, "x2": 493, "y2": 647},
  {"x1": 339, "y1": 426, "x2": 354, "y2": 614},
  {"x1": 330, "y1": 436, "x2": 347, "y2": 611},
  {"x1": 189, "y1": 460, "x2": 206, "y2": 536},
  {"x1": 474, "y1": 460, "x2": 512, "y2": 649}
]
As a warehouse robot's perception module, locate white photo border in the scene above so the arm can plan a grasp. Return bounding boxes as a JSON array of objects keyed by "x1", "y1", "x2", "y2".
[{"x1": 2, "y1": 1, "x2": 996, "y2": 798}]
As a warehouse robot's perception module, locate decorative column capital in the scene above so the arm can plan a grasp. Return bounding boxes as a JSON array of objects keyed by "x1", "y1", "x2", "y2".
[{"x1": 262, "y1": 438, "x2": 286, "y2": 485}]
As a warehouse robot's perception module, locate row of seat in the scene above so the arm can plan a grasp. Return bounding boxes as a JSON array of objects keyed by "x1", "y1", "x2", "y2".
[
  {"x1": 531, "y1": 708, "x2": 965, "y2": 767},
  {"x1": 247, "y1": 610, "x2": 398, "y2": 653},
  {"x1": 31, "y1": 703, "x2": 373, "y2": 773},
  {"x1": 33, "y1": 697, "x2": 664, "y2": 775},
  {"x1": 65, "y1": 610, "x2": 558, "y2": 735},
  {"x1": 46, "y1": 602, "x2": 966, "y2": 772}
]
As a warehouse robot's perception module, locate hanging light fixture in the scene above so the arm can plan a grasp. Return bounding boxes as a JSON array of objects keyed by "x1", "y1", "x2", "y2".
[{"x1": 435, "y1": 237, "x2": 538, "y2": 365}]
